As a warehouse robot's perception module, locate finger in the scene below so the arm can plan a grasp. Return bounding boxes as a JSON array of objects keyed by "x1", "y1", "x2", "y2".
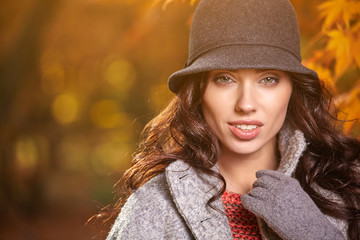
[
  {"x1": 253, "y1": 173, "x2": 280, "y2": 189},
  {"x1": 240, "y1": 194, "x2": 252, "y2": 207},
  {"x1": 256, "y1": 169, "x2": 288, "y2": 181},
  {"x1": 261, "y1": 169, "x2": 300, "y2": 187},
  {"x1": 247, "y1": 186, "x2": 268, "y2": 200},
  {"x1": 252, "y1": 179, "x2": 267, "y2": 188},
  {"x1": 241, "y1": 194, "x2": 263, "y2": 216}
]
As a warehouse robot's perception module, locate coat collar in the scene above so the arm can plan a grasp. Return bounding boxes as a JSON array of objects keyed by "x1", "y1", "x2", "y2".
[
  {"x1": 277, "y1": 123, "x2": 307, "y2": 176},
  {"x1": 165, "y1": 125, "x2": 307, "y2": 239}
]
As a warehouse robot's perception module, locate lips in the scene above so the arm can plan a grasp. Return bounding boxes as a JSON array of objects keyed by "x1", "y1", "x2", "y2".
[{"x1": 228, "y1": 120, "x2": 264, "y2": 140}]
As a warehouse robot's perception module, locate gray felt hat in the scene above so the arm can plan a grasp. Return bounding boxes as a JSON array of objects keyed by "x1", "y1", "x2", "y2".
[{"x1": 168, "y1": 0, "x2": 318, "y2": 93}]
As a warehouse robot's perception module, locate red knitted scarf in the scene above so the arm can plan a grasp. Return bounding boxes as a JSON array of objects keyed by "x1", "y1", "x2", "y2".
[{"x1": 222, "y1": 191, "x2": 263, "y2": 240}]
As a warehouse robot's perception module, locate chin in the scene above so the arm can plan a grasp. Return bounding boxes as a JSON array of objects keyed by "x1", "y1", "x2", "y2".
[
  {"x1": 223, "y1": 142, "x2": 264, "y2": 156},
  {"x1": 223, "y1": 134, "x2": 277, "y2": 155}
]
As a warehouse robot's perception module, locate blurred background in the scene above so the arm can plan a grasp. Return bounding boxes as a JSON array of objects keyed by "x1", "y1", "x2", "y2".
[{"x1": 0, "y1": 0, "x2": 359, "y2": 239}]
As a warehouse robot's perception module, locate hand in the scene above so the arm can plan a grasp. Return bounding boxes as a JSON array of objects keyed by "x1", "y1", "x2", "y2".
[{"x1": 241, "y1": 170, "x2": 345, "y2": 240}]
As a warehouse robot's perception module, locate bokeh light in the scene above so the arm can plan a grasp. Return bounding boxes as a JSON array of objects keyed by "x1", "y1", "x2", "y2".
[
  {"x1": 103, "y1": 58, "x2": 136, "y2": 92},
  {"x1": 90, "y1": 141, "x2": 132, "y2": 175},
  {"x1": 14, "y1": 136, "x2": 39, "y2": 175},
  {"x1": 52, "y1": 93, "x2": 80, "y2": 125}
]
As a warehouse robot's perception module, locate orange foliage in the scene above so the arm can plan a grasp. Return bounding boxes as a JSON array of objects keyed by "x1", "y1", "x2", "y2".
[{"x1": 315, "y1": 0, "x2": 360, "y2": 137}]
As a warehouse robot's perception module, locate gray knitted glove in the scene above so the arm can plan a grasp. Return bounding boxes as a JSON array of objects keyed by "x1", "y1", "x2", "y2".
[{"x1": 241, "y1": 170, "x2": 345, "y2": 240}]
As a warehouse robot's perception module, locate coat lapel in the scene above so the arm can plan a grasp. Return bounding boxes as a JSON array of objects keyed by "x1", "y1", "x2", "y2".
[{"x1": 165, "y1": 160, "x2": 233, "y2": 240}]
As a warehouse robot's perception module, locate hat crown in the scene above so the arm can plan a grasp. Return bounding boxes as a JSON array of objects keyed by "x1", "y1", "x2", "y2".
[{"x1": 187, "y1": 0, "x2": 301, "y2": 66}]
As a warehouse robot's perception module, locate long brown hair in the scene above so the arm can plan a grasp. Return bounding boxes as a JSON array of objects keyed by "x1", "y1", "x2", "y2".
[
  {"x1": 288, "y1": 73, "x2": 360, "y2": 239},
  {"x1": 115, "y1": 72, "x2": 360, "y2": 239}
]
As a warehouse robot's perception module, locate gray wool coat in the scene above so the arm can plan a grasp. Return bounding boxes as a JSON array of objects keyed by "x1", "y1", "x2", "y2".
[{"x1": 107, "y1": 126, "x2": 348, "y2": 240}]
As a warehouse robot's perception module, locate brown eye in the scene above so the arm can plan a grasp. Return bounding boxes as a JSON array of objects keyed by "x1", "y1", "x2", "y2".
[
  {"x1": 259, "y1": 77, "x2": 279, "y2": 86},
  {"x1": 214, "y1": 76, "x2": 234, "y2": 83}
]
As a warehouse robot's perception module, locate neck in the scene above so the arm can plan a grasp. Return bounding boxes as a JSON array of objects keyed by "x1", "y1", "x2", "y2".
[{"x1": 218, "y1": 138, "x2": 279, "y2": 194}]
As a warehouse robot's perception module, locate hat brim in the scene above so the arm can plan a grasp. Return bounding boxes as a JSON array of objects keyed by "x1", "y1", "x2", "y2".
[{"x1": 168, "y1": 44, "x2": 318, "y2": 93}]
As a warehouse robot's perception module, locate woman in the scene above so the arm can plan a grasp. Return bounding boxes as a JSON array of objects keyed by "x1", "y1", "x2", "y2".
[{"x1": 107, "y1": 0, "x2": 360, "y2": 239}]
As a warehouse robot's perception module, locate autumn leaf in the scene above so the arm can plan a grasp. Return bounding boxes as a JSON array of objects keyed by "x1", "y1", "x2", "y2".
[
  {"x1": 326, "y1": 28, "x2": 352, "y2": 78},
  {"x1": 319, "y1": 0, "x2": 360, "y2": 29},
  {"x1": 304, "y1": 51, "x2": 336, "y2": 91},
  {"x1": 349, "y1": 22, "x2": 360, "y2": 68},
  {"x1": 311, "y1": 63, "x2": 335, "y2": 90}
]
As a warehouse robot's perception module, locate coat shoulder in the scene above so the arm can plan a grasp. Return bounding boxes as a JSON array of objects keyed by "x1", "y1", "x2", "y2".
[{"x1": 107, "y1": 172, "x2": 192, "y2": 240}]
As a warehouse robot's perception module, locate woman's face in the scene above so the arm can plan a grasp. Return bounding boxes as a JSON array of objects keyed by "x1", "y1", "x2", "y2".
[{"x1": 202, "y1": 69, "x2": 293, "y2": 158}]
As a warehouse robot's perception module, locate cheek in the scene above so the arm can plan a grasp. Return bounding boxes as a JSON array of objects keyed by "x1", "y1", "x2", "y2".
[
  {"x1": 202, "y1": 87, "x2": 230, "y2": 131},
  {"x1": 202, "y1": 97, "x2": 219, "y2": 128},
  {"x1": 266, "y1": 87, "x2": 292, "y2": 122}
]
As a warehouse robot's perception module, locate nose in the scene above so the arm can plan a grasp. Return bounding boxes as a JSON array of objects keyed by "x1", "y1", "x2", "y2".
[{"x1": 235, "y1": 83, "x2": 257, "y2": 114}]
